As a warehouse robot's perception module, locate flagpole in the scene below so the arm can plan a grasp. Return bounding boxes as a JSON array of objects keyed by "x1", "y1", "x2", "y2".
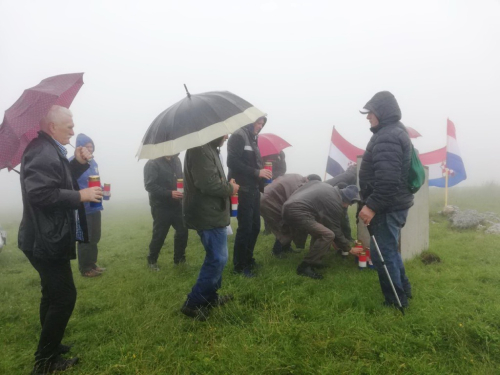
[{"x1": 444, "y1": 169, "x2": 449, "y2": 207}]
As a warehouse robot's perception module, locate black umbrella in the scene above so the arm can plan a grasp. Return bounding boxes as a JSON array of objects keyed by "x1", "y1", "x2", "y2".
[{"x1": 136, "y1": 85, "x2": 266, "y2": 159}]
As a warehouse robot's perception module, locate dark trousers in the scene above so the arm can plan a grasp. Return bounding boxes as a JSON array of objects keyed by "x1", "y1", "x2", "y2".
[
  {"x1": 78, "y1": 211, "x2": 101, "y2": 274},
  {"x1": 370, "y1": 209, "x2": 412, "y2": 307},
  {"x1": 233, "y1": 187, "x2": 261, "y2": 271},
  {"x1": 187, "y1": 228, "x2": 228, "y2": 307},
  {"x1": 148, "y1": 205, "x2": 188, "y2": 264},
  {"x1": 25, "y1": 252, "x2": 77, "y2": 364}
]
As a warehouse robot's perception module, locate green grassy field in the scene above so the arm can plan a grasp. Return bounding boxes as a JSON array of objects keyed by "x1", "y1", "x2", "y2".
[{"x1": 1, "y1": 186, "x2": 500, "y2": 374}]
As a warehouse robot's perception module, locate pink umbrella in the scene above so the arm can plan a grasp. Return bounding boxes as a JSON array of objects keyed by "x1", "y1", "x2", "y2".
[
  {"x1": 406, "y1": 126, "x2": 422, "y2": 139},
  {"x1": 258, "y1": 133, "x2": 292, "y2": 157},
  {"x1": 0, "y1": 73, "x2": 84, "y2": 170}
]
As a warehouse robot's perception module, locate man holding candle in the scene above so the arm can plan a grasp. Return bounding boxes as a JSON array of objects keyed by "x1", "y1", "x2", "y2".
[{"x1": 144, "y1": 154, "x2": 188, "y2": 270}]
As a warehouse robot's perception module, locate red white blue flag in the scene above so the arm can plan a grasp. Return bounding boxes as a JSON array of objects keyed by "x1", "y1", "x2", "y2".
[
  {"x1": 326, "y1": 126, "x2": 364, "y2": 177},
  {"x1": 420, "y1": 119, "x2": 467, "y2": 187}
]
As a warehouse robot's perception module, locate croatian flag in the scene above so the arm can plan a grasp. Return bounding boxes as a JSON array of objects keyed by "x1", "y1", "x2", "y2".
[
  {"x1": 326, "y1": 126, "x2": 364, "y2": 177},
  {"x1": 420, "y1": 119, "x2": 466, "y2": 187}
]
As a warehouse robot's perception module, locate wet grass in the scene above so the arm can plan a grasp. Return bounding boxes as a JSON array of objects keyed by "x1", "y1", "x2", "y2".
[{"x1": 1, "y1": 189, "x2": 500, "y2": 374}]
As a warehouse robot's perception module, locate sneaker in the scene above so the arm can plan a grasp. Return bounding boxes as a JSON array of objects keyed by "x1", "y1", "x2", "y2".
[
  {"x1": 82, "y1": 269, "x2": 102, "y2": 278},
  {"x1": 180, "y1": 303, "x2": 209, "y2": 321},
  {"x1": 148, "y1": 263, "x2": 160, "y2": 271},
  {"x1": 208, "y1": 294, "x2": 234, "y2": 308},
  {"x1": 297, "y1": 263, "x2": 323, "y2": 280},
  {"x1": 32, "y1": 356, "x2": 79, "y2": 375}
]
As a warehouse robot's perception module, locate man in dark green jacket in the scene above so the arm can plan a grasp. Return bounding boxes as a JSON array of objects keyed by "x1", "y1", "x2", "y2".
[{"x1": 181, "y1": 135, "x2": 239, "y2": 321}]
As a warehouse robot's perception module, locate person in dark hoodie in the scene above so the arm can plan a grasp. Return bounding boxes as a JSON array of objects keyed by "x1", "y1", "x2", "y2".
[
  {"x1": 19, "y1": 105, "x2": 101, "y2": 374},
  {"x1": 144, "y1": 154, "x2": 188, "y2": 271},
  {"x1": 71, "y1": 134, "x2": 107, "y2": 277},
  {"x1": 283, "y1": 182, "x2": 360, "y2": 279},
  {"x1": 227, "y1": 117, "x2": 272, "y2": 277},
  {"x1": 181, "y1": 135, "x2": 239, "y2": 321},
  {"x1": 358, "y1": 91, "x2": 414, "y2": 309}
]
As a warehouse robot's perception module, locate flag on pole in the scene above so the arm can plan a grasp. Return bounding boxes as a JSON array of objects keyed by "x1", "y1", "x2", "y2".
[
  {"x1": 326, "y1": 126, "x2": 364, "y2": 177},
  {"x1": 420, "y1": 119, "x2": 466, "y2": 187}
]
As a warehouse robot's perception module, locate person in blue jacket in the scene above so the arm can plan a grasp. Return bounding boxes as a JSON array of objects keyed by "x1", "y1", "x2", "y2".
[{"x1": 71, "y1": 134, "x2": 107, "y2": 277}]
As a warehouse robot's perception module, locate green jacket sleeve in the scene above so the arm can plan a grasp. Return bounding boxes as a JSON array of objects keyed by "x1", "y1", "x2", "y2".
[{"x1": 190, "y1": 146, "x2": 233, "y2": 198}]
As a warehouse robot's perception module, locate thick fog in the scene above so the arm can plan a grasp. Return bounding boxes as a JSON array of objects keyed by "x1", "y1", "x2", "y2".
[{"x1": 1, "y1": 0, "x2": 499, "y2": 219}]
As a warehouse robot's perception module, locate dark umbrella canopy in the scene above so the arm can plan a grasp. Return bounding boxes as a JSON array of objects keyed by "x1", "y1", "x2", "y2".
[
  {"x1": 0, "y1": 73, "x2": 84, "y2": 170},
  {"x1": 137, "y1": 90, "x2": 266, "y2": 159}
]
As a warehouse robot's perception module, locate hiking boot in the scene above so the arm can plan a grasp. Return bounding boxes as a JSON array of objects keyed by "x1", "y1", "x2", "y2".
[
  {"x1": 82, "y1": 269, "x2": 102, "y2": 278},
  {"x1": 297, "y1": 262, "x2": 323, "y2": 280},
  {"x1": 32, "y1": 356, "x2": 79, "y2": 375},
  {"x1": 208, "y1": 294, "x2": 234, "y2": 308},
  {"x1": 148, "y1": 263, "x2": 160, "y2": 271},
  {"x1": 180, "y1": 303, "x2": 209, "y2": 321}
]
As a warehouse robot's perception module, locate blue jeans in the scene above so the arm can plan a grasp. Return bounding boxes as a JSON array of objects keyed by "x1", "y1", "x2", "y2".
[
  {"x1": 187, "y1": 228, "x2": 228, "y2": 307},
  {"x1": 370, "y1": 209, "x2": 412, "y2": 307}
]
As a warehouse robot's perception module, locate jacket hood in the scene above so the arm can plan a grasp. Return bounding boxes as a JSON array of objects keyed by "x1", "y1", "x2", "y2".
[
  {"x1": 362, "y1": 91, "x2": 401, "y2": 125},
  {"x1": 244, "y1": 116, "x2": 267, "y2": 135},
  {"x1": 76, "y1": 133, "x2": 95, "y2": 151}
]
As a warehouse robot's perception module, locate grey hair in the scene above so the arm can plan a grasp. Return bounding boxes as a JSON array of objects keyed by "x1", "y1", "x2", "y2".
[{"x1": 40, "y1": 105, "x2": 72, "y2": 129}]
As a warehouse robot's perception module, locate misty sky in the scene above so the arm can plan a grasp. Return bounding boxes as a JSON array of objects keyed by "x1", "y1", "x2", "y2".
[{"x1": 1, "y1": 0, "x2": 499, "y2": 218}]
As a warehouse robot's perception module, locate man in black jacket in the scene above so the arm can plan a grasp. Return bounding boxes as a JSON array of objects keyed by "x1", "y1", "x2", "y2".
[
  {"x1": 181, "y1": 136, "x2": 239, "y2": 321},
  {"x1": 358, "y1": 91, "x2": 414, "y2": 309},
  {"x1": 144, "y1": 155, "x2": 188, "y2": 270},
  {"x1": 19, "y1": 105, "x2": 102, "y2": 374},
  {"x1": 227, "y1": 117, "x2": 272, "y2": 277}
]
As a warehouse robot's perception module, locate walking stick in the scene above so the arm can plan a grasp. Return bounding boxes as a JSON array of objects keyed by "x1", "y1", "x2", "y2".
[{"x1": 367, "y1": 225, "x2": 405, "y2": 315}]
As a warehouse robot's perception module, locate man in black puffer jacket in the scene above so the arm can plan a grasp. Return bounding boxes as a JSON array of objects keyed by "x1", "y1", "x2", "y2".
[{"x1": 358, "y1": 91, "x2": 414, "y2": 309}]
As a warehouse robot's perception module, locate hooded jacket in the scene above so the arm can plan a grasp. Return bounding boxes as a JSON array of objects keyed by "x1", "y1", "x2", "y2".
[
  {"x1": 262, "y1": 150, "x2": 287, "y2": 179},
  {"x1": 70, "y1": 134, "x2": 103, "y2": 215},
  {"x1": 358, "y1": 91, "x2": 414, "y2": 213},
  {"x1": 183, "y1": 137, "x2": 234, "y2": 230},
  {"x1": 18, "y1": 131, "x2": 89, "y2": 260},
  {"x1": 227, "y1": 121, "x2": 266, "y2": 191}
]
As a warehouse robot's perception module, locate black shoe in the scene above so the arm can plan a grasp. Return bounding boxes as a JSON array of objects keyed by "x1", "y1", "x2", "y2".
[
  {"x1": 233, "y1": 268, "x2": 256, "y2": 278},
  {"x1": 174, "y1": 258, "x2": 186, "y2": 265},
  {"x1": 297, "y1": 263, "x2": 323, "y2": 280},
  {"x1": 208, "y1": 294, "x2": 234, "y2": 308},
  {"x1": 58, "y1": 343, "x2": 72, "y2": 354},
  {"x1": 249, "y1": 261, "x2": 261, "y2": 270},
  {"x1": 32, "y1": 356, "x2": 79, "y2": 375},
  {"x1": 272, "y1": 251, "x2": 287, "y2": 259},
  {"x1": 180, "y1": 303, "x2": 209, "y2": 321}
]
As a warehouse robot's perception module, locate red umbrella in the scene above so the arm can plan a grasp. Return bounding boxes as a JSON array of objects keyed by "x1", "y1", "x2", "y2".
[
  {"x1": 258, "y1": 133, "x2": 292, "y2": 157},
  {"x1": 406, "y1": 126, "x2": 422, "y2": 139},
  {"x1": 0, "y1": 73, "x2": 84, "y2": 170}
]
